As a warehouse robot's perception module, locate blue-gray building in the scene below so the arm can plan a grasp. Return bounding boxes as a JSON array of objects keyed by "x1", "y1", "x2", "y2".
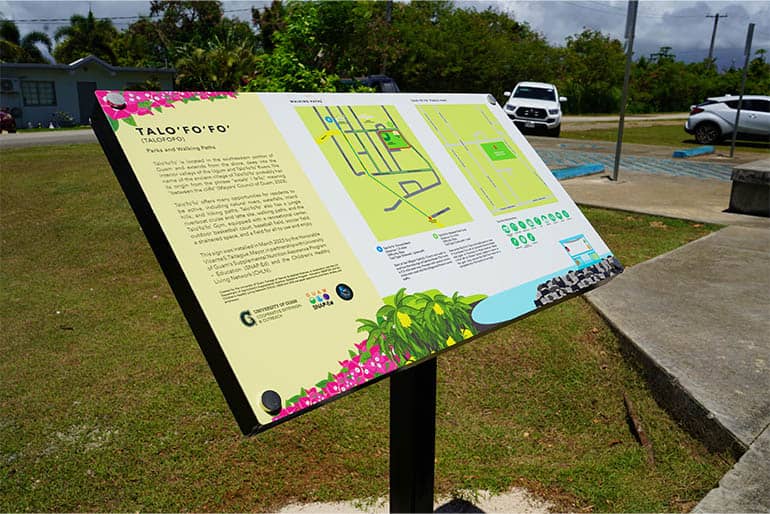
[{"x1": 0, "y1": 55, "x2": 175, "y2": 128}]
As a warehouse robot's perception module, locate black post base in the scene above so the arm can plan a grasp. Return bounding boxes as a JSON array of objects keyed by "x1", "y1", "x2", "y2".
[{"x1": 389, "y1": 358, "x2": 437, "y2": 513}]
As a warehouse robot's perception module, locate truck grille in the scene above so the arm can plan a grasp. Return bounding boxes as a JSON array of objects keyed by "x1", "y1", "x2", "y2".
[{"x1": 515, "y1": 107, "x2": 547, "y2": 119}]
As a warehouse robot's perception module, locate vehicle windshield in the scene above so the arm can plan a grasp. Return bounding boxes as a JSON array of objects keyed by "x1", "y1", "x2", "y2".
[{"x1": 513, "y1": 86, "x2": 556, "y2": 101}]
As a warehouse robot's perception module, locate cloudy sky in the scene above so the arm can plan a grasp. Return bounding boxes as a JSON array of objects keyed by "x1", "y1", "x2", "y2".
[{"x1": 1, "y1": 0, "x2": 768, "y2": 68}]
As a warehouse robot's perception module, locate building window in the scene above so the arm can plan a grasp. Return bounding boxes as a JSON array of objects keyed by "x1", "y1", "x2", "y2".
[{"x1": 21, "y1": 81, "x2": 57, "y2": 106}]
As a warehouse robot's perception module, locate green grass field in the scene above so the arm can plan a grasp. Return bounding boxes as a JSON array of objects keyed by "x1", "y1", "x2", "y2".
[
  {"x1": 562, "y1": 124, "x2": 770, "y2": 153},
  {"x1": 1, "y1": 144, "x2": 730, "y2": 512}
]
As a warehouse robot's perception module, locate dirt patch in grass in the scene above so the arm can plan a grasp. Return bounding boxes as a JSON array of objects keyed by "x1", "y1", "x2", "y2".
[{"x1": 1, "y1": 144, "x2": 731, "y2": 512}]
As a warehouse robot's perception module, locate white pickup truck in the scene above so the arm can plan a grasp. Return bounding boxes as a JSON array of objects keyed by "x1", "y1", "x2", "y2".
[{"x1": 502, "y1": 81, "x2": 567, "y2": 137}]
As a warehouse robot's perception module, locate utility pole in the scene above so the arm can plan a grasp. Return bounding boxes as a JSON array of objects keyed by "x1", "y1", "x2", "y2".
[
  {"x1": 611, "y1": 0, "x2": 638, "y2": 182},
  {"x1": 730, "y1": 23, "x2": 754, "y2": 158},
  {"x1": 706, "y1": 14, "x2": 727, "y2": 66}
]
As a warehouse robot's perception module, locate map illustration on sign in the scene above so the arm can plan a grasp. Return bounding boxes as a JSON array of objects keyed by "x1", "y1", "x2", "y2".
[
  {"x1": 297, "y1": 105, "x2": 472, "y2": 241},
  {"x1": 418, "y1": 104, "x2": 557, "y2": 215}
]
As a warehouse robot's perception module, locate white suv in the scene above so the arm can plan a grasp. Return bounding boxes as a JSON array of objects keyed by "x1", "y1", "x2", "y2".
[
  {"x1": 503, "y1": 81, "x2": 567, "y2": 137},
  {"x1": 685, "y1": 95, "x2": 770, "y2": 144}
]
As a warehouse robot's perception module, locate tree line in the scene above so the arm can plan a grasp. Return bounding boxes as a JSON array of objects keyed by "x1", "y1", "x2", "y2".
[{"x1": 1, "y1": 0, "x2": 768, "y2": 114}]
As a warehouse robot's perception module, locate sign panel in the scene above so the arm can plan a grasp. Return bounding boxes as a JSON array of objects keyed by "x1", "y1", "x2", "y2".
[{"x1": 92, "y1": 91, "x2": 623, "y2": 434}]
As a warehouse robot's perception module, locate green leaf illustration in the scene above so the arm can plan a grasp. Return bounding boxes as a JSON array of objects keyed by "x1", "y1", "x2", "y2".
[
  {"x1": 122, "y1": 116, "x2": 137, "y2": 127},
  {"x1": 108, "y1": 117, "x2": 119, "y2": 132}
]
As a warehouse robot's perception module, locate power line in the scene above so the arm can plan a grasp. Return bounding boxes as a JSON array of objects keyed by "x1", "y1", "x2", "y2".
[
  {"x1": 562, "y1": 1, "x2": 625, "y2": 17},
  {"x1": 579, "y1": 1, "x2": 713, "y2": 20},
  {"x1": 4, "y1": 7, "x2": 255, "y2": 25}
]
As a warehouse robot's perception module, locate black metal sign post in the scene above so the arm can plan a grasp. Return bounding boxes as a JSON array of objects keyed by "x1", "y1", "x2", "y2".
[{"x1": 390, "y1": 357, "x2": 437, "y2": 513}]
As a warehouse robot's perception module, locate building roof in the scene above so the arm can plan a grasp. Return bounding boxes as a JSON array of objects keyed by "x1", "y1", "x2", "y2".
[{"x1": 0, "y1": 54, "x2": 174, "y2": 75}]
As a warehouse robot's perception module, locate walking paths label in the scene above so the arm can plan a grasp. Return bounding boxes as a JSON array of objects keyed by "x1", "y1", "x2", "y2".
[{"x1": 92, "y1": 91, "x2": 623, "y2": 434}]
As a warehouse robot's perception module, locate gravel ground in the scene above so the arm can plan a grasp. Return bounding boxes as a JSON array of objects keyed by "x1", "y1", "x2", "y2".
[{"x1": 278, "y1": 489, "x2": 553, "y2": 513}]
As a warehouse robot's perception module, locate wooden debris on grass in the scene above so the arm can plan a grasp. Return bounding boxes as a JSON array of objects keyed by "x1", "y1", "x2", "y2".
[{"x1": 623, "y1": 391, "x2": 655, "y2": 467}]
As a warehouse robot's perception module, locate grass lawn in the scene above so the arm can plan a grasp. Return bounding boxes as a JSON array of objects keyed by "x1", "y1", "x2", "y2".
[
  {"x1": 562, "y1": 124, "x2": 770, "y2": 153},
  {"x1": 1, "y1": 144, "x2": 730, "y2": 512}
]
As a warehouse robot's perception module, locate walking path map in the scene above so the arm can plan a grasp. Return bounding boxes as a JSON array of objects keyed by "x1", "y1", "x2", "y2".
[
  {"x1": 297, "y1": 105, "x2": 471, "y2": 241},
  {"x1": 92, "y1": 91, "x2": 621, "y2": 434}
]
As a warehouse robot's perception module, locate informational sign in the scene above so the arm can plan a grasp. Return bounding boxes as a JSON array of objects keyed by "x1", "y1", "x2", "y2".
[{"x1": 92, "y1": 91, "x2": 623, "y2": 435}]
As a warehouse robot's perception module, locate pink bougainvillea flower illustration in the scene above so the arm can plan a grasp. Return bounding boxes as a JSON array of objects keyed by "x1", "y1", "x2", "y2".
[{"x1": 99, "y1": 90, "x2": 238, "y2": 128}]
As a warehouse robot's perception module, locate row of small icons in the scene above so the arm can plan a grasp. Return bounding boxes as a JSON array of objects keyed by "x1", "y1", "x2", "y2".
[{"x1": 502, "y1": 210, "x2": 571, "y2": 234}]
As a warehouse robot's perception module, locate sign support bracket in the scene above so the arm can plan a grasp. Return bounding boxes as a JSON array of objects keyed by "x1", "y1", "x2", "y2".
[{"x1": 389, "y1": 357, "x2": 437, "y2": 513}]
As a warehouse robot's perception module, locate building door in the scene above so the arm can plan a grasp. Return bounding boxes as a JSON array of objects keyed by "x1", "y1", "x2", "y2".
[{"x1": 77, "y1": 82, "x2": 97, "y2": 125}]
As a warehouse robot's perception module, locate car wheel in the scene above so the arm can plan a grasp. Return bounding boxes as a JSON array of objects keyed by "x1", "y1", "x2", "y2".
[
  {"x1": 694, "y1": 122, "x2": 721, "y2": 144},
  {"x1": 547, "y1": 125, "x2": 561, "y2": 138}
]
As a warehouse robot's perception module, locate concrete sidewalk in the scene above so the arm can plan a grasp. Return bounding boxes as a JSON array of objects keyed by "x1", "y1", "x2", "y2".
[
  {"x1": 563, "y1": 170, "x2": 770, "y2": 230},
  {"x1": 566, "y1": 170, "x2": 770, "y2": 512}
]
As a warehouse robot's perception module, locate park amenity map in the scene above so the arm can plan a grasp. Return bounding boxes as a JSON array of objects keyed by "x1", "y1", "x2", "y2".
[
  {"x1": 92, "y1": 91, "x2": 622, "y2": 434},
  {"x1": 417, "y1": 103, "x2": 557, "y2": 214}
]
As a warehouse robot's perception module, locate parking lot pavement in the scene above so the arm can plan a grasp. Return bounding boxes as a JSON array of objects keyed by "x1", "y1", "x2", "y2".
[{"x1": 535, "y1": 146, "x2": 735, "y2": 181}]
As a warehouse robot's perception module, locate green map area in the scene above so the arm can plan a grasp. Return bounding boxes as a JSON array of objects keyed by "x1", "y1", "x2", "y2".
[
  {"x1": 417, "y1": 104, "x2": 557, "y2": 215},
  {"x1": 297, "y1": 105, "x2": 472, "y2": 241}
]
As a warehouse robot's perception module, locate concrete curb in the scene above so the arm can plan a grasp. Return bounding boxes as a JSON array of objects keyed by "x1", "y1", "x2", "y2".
[
  {"x1": 672, "y1": 145, "x2": 714, "y2": 158},
  {"x1": 551, "y1": 163, "x2": 604, "y2": 180},
  {"x1": 585, "y1": 230, "x2": 747, "y2": 458},
  {"x1": 584, "y1": 294, "x2": 747, "y2": 459},
  {"x1": 694, "y1": 426, "x2": 770, "y2": 513},
  {"x1": 586, "y1": 226, "x2": 770, "y2": 512}
]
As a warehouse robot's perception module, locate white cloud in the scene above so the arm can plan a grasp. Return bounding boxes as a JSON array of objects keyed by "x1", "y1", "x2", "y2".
[{"x1": 2, "y1": 0, "x2": 768, "y2": 67}]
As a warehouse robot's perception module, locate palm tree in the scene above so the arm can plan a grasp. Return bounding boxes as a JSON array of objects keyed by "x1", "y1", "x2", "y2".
[
  {"x1": 0, "y1": 19, "x2": 52, "y2": 63},
  {"x1": 53, "y1": 10, "x2": 118, "y2": 64}
]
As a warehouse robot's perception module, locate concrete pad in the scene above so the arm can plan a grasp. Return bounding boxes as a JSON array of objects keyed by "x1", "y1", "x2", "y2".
[
  {"x1": 729, "y1": 158, "x2": 770, "y2": 218},
  {"x1": 561, "y1": 171, "x2": 770, "y2": 230},
  {"x1": 278, "y1": 489, "x2": 552, "y2": 513},
  {"x1": 731, "y1": 158, "x2": 770, "y2": 184},
  {"x1": 694, "y1": 426, "x2": 770, "y2": 513},
  {"x1": 587, "y1": 226, "x2": 770, "y2": 450}
]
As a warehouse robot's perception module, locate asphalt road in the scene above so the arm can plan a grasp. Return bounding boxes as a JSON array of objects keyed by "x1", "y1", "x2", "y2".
[{"x1": 0, "y1": 128, "x2": 97, "y2": 149}]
